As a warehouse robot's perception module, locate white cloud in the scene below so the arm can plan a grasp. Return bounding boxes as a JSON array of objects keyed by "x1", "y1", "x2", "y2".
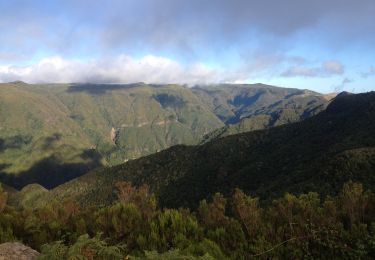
[
  {"x1": 0, "y1": 53, "x2": 287, "y2": 85},
  {"x1": 0, "y1": 55, "x2": 228, "y2": 85},
  {"x1": 322, "y1": 60, "x2": 344, "y2": 75},
  {"x1": 1, "y1": 53, "x2": 321, "y2": 85},
  {"x1": 281, "y1": 60, "x2": 344, "y2": 78}
]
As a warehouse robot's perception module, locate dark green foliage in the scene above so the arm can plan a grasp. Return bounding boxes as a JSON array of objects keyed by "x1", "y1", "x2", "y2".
[
  {"x1": 0, "y1": 135, "x2": 33, "y2": 151},
  {"x1": 39, "y1": 234, "x2": 125, "y2": 260},
  {"x1": 129, "y1": 249, "x2": 215, "y2": 259},
  {"x1": 197, "y1": 193, "x2": 247, "y2": 258},
  {"x1": 0, "y1": 185, "x2": 7, "y2": 213},
  {"x1": 147, "y1": 209, "x2": 202, "y2": 252},
  {"x1": 2, "y1": 181, "x2": 375, "y2": 258},
  {"x1": 30, "y1": 92, "x2": 375, "y2": 210},
  {"x1": 96, "y1": 203, "x2": 143, "y2": 248},
  {"x1": 153, "y1": 93, "x2": 186, "y2": 108}
]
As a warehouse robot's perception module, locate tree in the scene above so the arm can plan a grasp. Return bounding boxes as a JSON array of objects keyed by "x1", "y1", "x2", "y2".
[
  {"x1": 340, "y1": 181, "x2": 367, "y2": 227},
  {"x1": 147, "y1": 209, "x2": 202, "y2": 252},
  {"x1": 0, "y1": 185, "x2": 7, "y2": 213},
  {"x1": 115, "y1": 181, "x2": 157, "y2": 220},
  {"x1": 198, "y1": 193, "x2": 227, "y2": 229},
  {"x1": 232, "y1": 188, "x2": 262, "y2": 239}
]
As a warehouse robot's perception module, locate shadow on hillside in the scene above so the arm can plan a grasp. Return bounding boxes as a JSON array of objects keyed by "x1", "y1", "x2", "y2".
[
  {"x1": 0, "y1": 164, "x2": 11, "y2": 171},
  {"x1": 0, "y1": 149, "x2": 103, "y2": 190},
  {"x1": 67, "y1": 83, "x2": 164, "y2": 94},
  {"x1": 153, "y1": 94, "x2": 186, "y2": 109},
  {"x1": 0, "y1": 135, "x2": 33, "y2": 152},
  {"x1": 42, "y1": 133, "x2": 62, "y2": 150}
]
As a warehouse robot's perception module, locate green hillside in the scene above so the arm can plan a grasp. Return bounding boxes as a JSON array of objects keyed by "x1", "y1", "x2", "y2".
[
  {"x1": 0, "y1": 82, "x2": 223, "y2": 189},
  {"x1": 194, "y1": 84, "x2": 332, "y2": 143},
  {"x1": 20, "y1": 91, "x2": 375, "y2": 209},
  {"x1": 192, "y1": 83, "x2": 331, "y2": 124},
  {"x1": 0, "y1": 82, "x2": 328, "y2": 189}
]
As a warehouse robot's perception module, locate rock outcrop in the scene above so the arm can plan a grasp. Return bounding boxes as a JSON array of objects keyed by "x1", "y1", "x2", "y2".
[
  {"x1": 0, "y1": 242, "x2": 39, "y2": 260},
  {"x1": 110, "y1": 127, "x2": 118, "y2": 143}
]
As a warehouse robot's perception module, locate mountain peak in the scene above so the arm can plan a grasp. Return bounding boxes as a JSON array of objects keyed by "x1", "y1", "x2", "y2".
[
  {"x1": 10, "y1": 80, "x2": 27, "y2": 85},
  {"x1": 336, "y1": 91, "x2": 353, "y2": 98},
  {"x1": 326, "y1": 91, "x2": 375, "y2": 115}
]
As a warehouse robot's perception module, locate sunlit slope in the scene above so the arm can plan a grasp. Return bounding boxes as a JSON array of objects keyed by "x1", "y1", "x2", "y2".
[
  {"x1": 194, "y1": 84, "x2": 331, "y2": 142},
  {"x1": 0, "y1": 82, "x2": 223, "y2": 188},
  {"x1": 30, "y1": 92, "x2": 375, "y2": 209},
  {"x1": 0, "y1": 82, "x2": 97, "y2": 176},
  {"x1": 51, "y1": 83, "x2": 224, "y2": 162}
]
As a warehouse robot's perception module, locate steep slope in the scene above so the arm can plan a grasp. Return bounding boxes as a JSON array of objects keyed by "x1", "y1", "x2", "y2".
[
  {"x1": 195, "y1": 84, "x2": 331, "y2": 142},
  {"x1": 52, "y1": 83, "x2": 223, "y2": 163},
  {"x1": 193, "y1": 83, "x2": 330, "y2": 124},
  {"x1": 0, "y1": 82, "x2": 223, "y2": 189},
  {"x1": 0, "y1": 82, "x2": 102, "y2": 189},
  {"x1": 1, "y1": 82, "x2": 329, "y2": 190},
  {"x1": 25, "y1": 91, "x2": 375, "y2": 209}
]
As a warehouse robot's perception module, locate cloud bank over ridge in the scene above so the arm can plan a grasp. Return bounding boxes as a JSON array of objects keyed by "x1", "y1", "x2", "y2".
[
  {"x1": 0, "y1": 55, "x2": 224, "y2": 84},
  {"x1": 0, "y1": 0, "x2": 374, "y2": 92}
]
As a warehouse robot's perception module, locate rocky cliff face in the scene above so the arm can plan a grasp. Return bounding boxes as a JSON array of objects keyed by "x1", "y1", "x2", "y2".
[
  {"x1": 0, "y1": 242, "x2": 39, "y2": 260},
  {"x1": 110, "y1": 127, "x2": 118, "y2": 143}
]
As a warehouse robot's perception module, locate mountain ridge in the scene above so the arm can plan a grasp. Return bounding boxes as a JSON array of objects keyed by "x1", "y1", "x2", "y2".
[
  {"x1": 1, "y1": 82, "x2": 329, "y2": 190},
  {"x1": 13, "y1": 91, "x2": 374, "y2": 209}
]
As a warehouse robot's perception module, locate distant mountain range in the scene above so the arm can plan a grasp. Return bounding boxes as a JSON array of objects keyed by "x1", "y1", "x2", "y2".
[
  {"x1": 11, "y1": 91, "x2": 375, "y2": 210},
  {"x1": 194, "y1": 84, "x2": 333, "y2": 143},
  {"x1": 0, "y1": 82, "x2": 330, "y2": 189}
]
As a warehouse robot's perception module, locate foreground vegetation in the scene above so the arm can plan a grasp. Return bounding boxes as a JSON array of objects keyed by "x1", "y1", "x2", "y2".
[{"x1": 1, "y1": 181, "x2": 375, "y2": 259}]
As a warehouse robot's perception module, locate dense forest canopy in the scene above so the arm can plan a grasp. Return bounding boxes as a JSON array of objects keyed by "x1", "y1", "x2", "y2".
[{"x1": 1, "y1": 181, "x2": 375, "y2": 259}]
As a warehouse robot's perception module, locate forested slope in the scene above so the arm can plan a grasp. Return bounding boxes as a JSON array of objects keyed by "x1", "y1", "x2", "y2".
[{"x1": 22, "y1": 91, "x2": 375, "y2": 209}]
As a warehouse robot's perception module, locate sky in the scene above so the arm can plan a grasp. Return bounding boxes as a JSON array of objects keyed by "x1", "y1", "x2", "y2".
[{"x1": 0, "y1": 0, "x2": 374, "y2": 93}]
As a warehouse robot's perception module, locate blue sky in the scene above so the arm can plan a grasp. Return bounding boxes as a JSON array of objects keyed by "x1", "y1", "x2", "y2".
[{"x1": 0, "y1": 0, "x2": 374, "y2": 93}]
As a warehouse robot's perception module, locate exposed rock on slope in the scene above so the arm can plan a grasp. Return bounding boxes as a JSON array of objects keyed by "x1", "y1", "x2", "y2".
[{"x1": 0, "y1": 242, "x2": 39, "y2": 260}]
